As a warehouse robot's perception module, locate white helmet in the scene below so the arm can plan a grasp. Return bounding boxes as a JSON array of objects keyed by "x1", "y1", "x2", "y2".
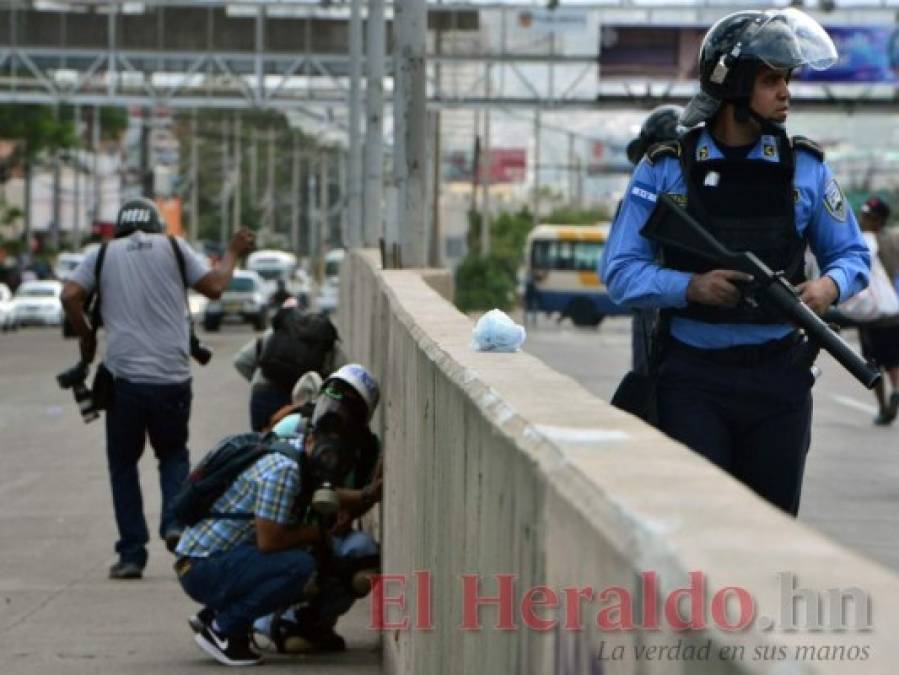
[{"x1": 322, "y1": 364, "x2": 380, "y2": 420}]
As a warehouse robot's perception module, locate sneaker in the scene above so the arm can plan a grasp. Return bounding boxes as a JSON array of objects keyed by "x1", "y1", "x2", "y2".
[
  {"x1": 194, "y1": 623, "x2": 262, "y2": 667},
  {"x1": 108, "y1": 561, "x2": 143, "y2": 580},
  {"x1": 188, "y1": 607, "x2": 215, "y2": 634},
  {"x1": 164, "y1": 529, "x2": 183, "y2": 554},
  {"x1": 889, "y1": 392, "x2": 899, "y2": 419}
]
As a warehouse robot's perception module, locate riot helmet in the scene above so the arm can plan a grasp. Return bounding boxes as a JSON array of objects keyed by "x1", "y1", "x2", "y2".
[
  {"x1": 681, "y1": 8, "x2": 837, "y2": 128},
  {"x1": 626, "y1": 105, "x2": 686, "y2": 165},
  {"x1": 114, "y1": 197, "x2": 165, "y2": 238}
]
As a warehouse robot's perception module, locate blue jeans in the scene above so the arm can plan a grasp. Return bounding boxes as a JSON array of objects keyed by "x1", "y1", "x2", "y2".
[
  {"x1": 105, "y1": 378, "x2": 191, "y2": 567},
  {"x1": 253, "y1": 530, "x2": 380, "y2": 637},
  {"x1": 250, "y1": 385, "x2": 291, "y2": 432},
  {"x1": 179, "y1": 543, "x2": 317, "y2": 637}
]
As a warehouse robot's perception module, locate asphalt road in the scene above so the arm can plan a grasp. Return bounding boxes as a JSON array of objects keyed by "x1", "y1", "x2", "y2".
[
  {"x1": 523, "y1": 313, "x2": 899, "y2": 575},
  {"x1": 0, "y1": 324, "x2": 380, "y2": 675}
]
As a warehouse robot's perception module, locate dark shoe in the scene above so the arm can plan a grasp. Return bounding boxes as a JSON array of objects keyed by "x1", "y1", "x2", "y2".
[
  {"x1": 194, "y1": 623, "x2": 262, "y2": 667},
  {"x1": 164, "y1": 529, "x2": 183, "y2": 554},
  {"x1": 188, "y1": 607, "x2": 215, "y2": 634},
  {"x1": 888, "y1": 392, "x2": 899, "y2": 419},
  {"x1": 282, "y1": 624, "x2": 346, "y2": 654},
  {"x1": 108, "y1": 561, "x2": 143, "y2": 580}
]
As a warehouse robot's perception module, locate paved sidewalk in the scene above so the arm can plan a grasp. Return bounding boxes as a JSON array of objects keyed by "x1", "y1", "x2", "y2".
[{"x1": 0, "y1": 328, "x2": 381, "y2": 675}]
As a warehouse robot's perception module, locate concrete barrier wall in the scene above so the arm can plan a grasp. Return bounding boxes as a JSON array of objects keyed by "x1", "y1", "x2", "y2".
[{"x1": 337, "y1": 249, "x2": 899, "y2": 675}]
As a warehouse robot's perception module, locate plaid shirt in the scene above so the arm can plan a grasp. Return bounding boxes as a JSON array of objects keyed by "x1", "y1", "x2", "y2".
[{"x1": 176, "y1": 452, "x2": 302, "y2": 558}]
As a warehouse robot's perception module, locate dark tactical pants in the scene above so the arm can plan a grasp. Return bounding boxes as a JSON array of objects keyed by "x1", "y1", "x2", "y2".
[{"x1": 657, "y1": 335, "x2": 813, "y2": 516}]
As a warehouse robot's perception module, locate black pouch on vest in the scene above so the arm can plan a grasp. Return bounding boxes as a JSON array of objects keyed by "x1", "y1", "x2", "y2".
[{"x1": 91, "y1": 362, "x2": 115, "y2": 411}]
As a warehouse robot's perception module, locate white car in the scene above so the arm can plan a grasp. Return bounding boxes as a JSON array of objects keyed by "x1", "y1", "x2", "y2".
[
  {"x1": 53, "y1": 252, "x2": 86, "y2": 281},
  {"x1": 0, "y1": 283, "x2": 17, "y2": 330},
  {"x1": 11, "y1": 280, "x2": 65, "y2": 326},
  {"x1": 203, "y1": 270, "x2": 268, "y2": 331}
]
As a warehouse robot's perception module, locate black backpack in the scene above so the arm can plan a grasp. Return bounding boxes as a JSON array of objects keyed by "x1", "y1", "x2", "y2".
[
  {"x1": 172, "y1": 432, "x2": 296, "y2": 526},
  {"x1": 257, "y1": 309, "x2": 338, "y2": 391}
]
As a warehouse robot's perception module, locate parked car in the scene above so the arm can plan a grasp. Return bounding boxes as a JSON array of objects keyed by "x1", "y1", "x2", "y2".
[
  {"x1": 53, "y1": 252, "x2": 86, "y2": 281},
  {"x1": 11, "y1": 280, "x2": 64, "y2": 326},
  {"x1": 202, "y1": 270, "x2": 267, "y2": 331},
  {"x1": 0, "y1": 283, "x2": 17, "y2": 331}
]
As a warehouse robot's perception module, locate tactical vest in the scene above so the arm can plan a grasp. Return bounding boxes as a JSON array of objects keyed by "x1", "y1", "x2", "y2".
[{"x1": 656, "y1": 127, "x2": 807, "y2": 325}]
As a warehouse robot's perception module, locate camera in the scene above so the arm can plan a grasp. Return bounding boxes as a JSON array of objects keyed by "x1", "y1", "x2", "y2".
[
  {"x1": 56, "y1": 361, "x2": 100, "y2": 424},
  {"x1": 189, "y1": 326, "x2": 213, "y2": 366}
]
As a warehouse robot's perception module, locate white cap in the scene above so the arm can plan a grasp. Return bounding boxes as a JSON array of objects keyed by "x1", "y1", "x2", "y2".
[{"x1": 325, "y1": 363, "x2": 380, "y2": 420}]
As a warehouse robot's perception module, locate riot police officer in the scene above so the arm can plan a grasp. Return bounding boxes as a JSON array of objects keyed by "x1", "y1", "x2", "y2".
[
  {"x1": 601, "y1": 9, "x2": 871, "y2": 515},
  {"x1": 622, "y1": 105, "x2": 685, "y2": 373},
  {"x1": 625, "y1": 105, "x2": 685, "y2": 166}
]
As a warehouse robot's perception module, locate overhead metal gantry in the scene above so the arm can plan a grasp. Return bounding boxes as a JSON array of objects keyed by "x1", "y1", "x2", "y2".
[{"x1": 0, "y1": 0, "x2": 896, "y2": 112}]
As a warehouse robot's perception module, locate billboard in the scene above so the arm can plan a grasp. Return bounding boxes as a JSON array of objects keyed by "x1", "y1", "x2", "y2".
[
  {"x1": 442, "y1": 148, "x2": 527, "y2": 184},
  {"x1": 599, "y1": 25, "x2": 899, "y2": 83}
]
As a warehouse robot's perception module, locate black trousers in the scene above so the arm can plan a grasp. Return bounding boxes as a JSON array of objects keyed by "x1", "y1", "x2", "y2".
[{"x1": 657, "y1": 338, "x2": 814, "y2": 516}]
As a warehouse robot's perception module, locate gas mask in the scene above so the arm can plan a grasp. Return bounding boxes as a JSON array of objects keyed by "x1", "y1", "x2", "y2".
[{"x1": 304, "y1": 426, "x2": 357, "y2": 520}]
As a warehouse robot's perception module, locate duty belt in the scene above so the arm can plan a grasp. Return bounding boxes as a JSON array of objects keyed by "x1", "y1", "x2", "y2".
[{"x1": 668, "y1": 332, "x2": 801, "y2": 367}]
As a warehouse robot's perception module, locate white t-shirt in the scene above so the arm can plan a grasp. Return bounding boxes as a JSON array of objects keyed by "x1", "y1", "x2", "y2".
[{"x1": 70, "y1": 232, "x2": 210, "y2": 384}]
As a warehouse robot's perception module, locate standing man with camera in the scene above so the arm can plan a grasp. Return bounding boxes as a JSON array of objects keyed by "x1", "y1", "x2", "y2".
[{"x1": 61, "y1": 198, "x2": 255, "y2": 579}]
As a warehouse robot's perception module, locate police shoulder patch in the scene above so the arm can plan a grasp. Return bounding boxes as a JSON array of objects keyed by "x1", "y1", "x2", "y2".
[
  {"x1": 646, "y1": 140, "x2": 681, "y2": 166},
  {"x1": 823, "y1": 178, "x2": 847, "y2": 222},
  {"x1": 792, "y1": 135, "x2": 824, "y2": 162}
]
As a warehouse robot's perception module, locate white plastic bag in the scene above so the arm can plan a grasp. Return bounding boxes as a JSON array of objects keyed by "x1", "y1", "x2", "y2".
[
  {"x1": 471, "y1": 309, "x2": 527, "y2": 352},
  {"x1": 838, "y1": 232, "x2": 899, "y2": 321}
]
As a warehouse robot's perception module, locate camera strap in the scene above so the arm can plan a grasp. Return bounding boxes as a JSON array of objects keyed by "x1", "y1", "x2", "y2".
[{"x1": 88, "y1": 242, "x2": 109, "y2": 342}]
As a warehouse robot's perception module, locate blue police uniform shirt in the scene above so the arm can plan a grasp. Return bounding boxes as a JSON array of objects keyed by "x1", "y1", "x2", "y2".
[{"x1": 601, "y1": 128, "x2": 871, "y2": 349}]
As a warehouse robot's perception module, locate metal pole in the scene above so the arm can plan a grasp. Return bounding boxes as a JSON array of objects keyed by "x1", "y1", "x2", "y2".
[
  {"x1": 250, "y1": 125, "x2": 258, "y2": 204},
  {"x1": 338, "y1": 151, "x2": 348, "y2": 247},
  {"x1": 51, "y1": 107, "x2": 61, "y2": 252},
  {"x1": 140, "y1": 107, "x2": 153, "y2": 197},
  {"x1": 533, "y1": 109, "x2": 541, "y2": 227},
  {"x1": 363, "y1": 0, "x2": 385, "y2": 248},
  {"x1": 93, "y1": 106, "x2": 101, "y2": 231},
  {"x1": 319, "y1": 151, "x2": 329, "y2": 272},
  {"x1": 232, "y1": 112, "x2": 242, "y2": 236},
  {"x1": 430, "y1": 110, "x2": 442, "y2": 268},
  {"x1": 568, "y1": 132, "x2": 575, "y2": 207},
  {"x1": 347, "y1": 0, "x2": 363, "y2": 249},
  {"x1": 255, "y1": 5, "x2": 265, "y2": 105},
  {"x1": 481, "y1": 65, "x2": 492, "y2": 258},
  {"x1": 190, "y1": 109, "x2": 199, "y2": 243},
  {"x1": 220, "y1": 116, "x2": 230, "y2": 247},
  {"x1": 307, "y1": 154, "x2": 316, "y2": 264},
  {"x1": 72, "y1": 106, "x2": 81, "y2": 250},
  {"x1": 265, "y1": 126, "x2": 275, "y2": 238},
  {"x1": 291, "y1": 134, "x2": 300, "y2": 254},
  {"x1": 392, "y1": 0, "x2": 428, "y2": 267}
]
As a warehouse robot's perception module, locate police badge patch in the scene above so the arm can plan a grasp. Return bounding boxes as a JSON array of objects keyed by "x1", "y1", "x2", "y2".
[
  {"x1": 697, "y1": 145, "x2": 709, "y2": 161},
  {"x1": 823, "y1": 178, "x2": 847, "y2": 221}
]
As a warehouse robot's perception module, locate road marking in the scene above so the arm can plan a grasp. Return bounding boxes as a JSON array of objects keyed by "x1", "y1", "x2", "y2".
[{"x1": 830, "y1": 394, "x2": 878, "y2": 416}]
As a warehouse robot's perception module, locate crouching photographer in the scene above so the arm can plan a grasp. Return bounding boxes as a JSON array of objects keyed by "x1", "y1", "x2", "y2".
[
  {"x1": 174, "y1": 363, "x2": 382, "y2": 667},
  {"x1": 252, "y1": 364, "x2": 383, "y2": 655}
]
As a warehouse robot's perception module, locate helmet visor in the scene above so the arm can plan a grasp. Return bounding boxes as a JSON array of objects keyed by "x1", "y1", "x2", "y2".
[{"x1": 743, "y1": 8, "x2": 837, "y2": 72}]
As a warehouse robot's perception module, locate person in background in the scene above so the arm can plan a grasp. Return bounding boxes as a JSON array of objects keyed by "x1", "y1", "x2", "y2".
[{"x1": 855, "y1": 197, "x2": 899, "y2": 425}]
